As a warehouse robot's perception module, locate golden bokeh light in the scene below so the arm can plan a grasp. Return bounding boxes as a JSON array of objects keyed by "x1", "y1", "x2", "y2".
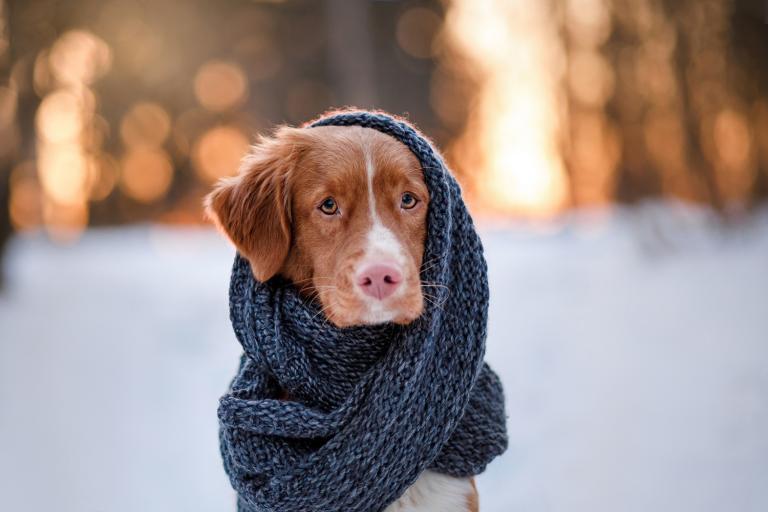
[
  {"x1": 755, "y1": 101, "x2": 768, "y2": 168},
  {"x1": 48, "y1": 30, "x2": 112, "y2": 87},
  {"x1": 88, "y1": 154, "x2": 119, "y2": 201},
  {"x1": 479, "y1": 109, "x2": 569, "y2": 213},
  {"x1": 714, "y1": 109, "x2": 752, "y2": 171},
  {"x1": 6, "y1": 0, "x2": 766, "y2": 240},
  {"x1": 192, "y1": 125, "x2": 250, "y2": 183},
  {"x1": 396, "y1": 7, "x2": 441, "y2": 59},
  {"x1": 194, "y1": 60, "x2": 249, "y2": 112},
  {"x1": 570, "y1": 111, "x2": 621, "y2": 205},
  {"x1": 119, "y1": 148, "x2": 174, "y2": 203},
  {"x1": 444, "y1": 0, "x2": 568, "y2": 215},
  {"x1": 35, "y1": 89, "x2": 93, "y2": 143},
  {"x1": 9, "y1": 177, "x2": 43, "y2": 232},
  {"x1": 9, "y1": 162, "x2": 43, "y2": 232},
  {"x1": 37, "y1": 145, "x2": 91, "y2": 205},
  {"x1": 568, "y1": 50, "x2": 614, "y2": 107},
  {"x1": 32, "y1": 27, "x2": 113, "y2": 240},
  {"x1": 565, "y1": 0, "x2": 612, "y2": 47},
  {"x1": 120, "y1": 101, "x2": 171, "y2": 148},
  {"x1": 712, "y1": 108, "x2": 755, "y2": 203}
]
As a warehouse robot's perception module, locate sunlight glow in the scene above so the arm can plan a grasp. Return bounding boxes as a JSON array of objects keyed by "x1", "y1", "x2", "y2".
[{"x1": 444, "y1": 0, "x2": 568, "y2": 216}]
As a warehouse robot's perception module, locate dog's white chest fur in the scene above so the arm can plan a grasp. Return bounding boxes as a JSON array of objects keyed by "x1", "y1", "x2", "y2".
[{"x1": 383, "y1": 471, "x2": 474, "y2": 512}]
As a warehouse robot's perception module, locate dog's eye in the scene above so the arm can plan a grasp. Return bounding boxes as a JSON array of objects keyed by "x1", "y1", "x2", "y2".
[
  {"x1": 401, "y1": 192, "x2": 418, "y2": 210},
  {"x1": 319, "y1": 197, "x2": 338, "y2": 215}
]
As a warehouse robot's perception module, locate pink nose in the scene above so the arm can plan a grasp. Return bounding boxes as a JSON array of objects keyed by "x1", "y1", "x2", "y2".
[{"x1": 356, "y1": 264, "x2": 402, "y2": 300}]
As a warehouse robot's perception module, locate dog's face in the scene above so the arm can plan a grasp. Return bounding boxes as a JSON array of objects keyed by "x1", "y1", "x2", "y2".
[{"x1": 205, "y1": 125, "x2": 429, "y2": 327}]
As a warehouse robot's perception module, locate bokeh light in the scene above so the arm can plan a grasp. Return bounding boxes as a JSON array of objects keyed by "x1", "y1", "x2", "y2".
[
  {"x1": 119, "y1": 148, "x2": 174, "y2": 203},
  {"x1": 194, "y1": 60, "x2": 249, "y2": 112},
  {"x1": 48, "y1": 30, "x2": 111, "y2": 87},
  {"x1": 712, "y1": 108, "x2": 755, "y2": 203},
  {"x1": 567, "y1": 50, "x2": 614, "y2": 108},
  {"x1": 192, "y1": 125, "x2": 250, "y2": 183},
  {"x1": 565, "y1": 0, "x2": 612, "y2": 47},
  {"x1": 37, "y1": 145, "x2": 90, "y2": 205},
  {"x1": 1, "y1": 0, "x2": 767, "y2": 245},
  {"x1": 120, "y1": 102, "x2": 171, "y2": 149},
  {"x1": 8, "y1": 162, "x2": 43, "y2": 231},
  {"x1": 35, "y1": 89, "x2": 93, "y2": 143},
  {"x1": 26, "y1": 28, "x2": 114, "y2": 241},
  {"x1": 88, "y1": 154, "x2": 119, "y2": 201}
]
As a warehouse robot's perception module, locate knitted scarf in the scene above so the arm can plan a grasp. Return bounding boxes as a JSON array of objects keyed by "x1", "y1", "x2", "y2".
[{"x1": 219, "y1": 111, "x2": 507, "y2": 512}]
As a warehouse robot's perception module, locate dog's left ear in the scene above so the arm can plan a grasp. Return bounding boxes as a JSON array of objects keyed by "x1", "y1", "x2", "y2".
[{"x1": 204, "y1": 126, "x2": 309, "y2": 282}]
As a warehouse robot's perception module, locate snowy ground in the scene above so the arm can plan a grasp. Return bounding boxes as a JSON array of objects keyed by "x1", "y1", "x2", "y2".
[{"x1": 1, "y1": 203, "x2": 767, "y2": 512}]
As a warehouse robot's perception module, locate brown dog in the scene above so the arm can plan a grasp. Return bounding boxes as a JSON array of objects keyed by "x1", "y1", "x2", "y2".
[{"x1": 206, "y1": 124, "x2": 478, "y2": 512}]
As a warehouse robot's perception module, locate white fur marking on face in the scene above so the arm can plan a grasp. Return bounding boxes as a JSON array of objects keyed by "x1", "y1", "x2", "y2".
[
  {"x1": 383, "y1": 471, "x2": 475, "y2": 512},
  {"x1": 363, "y1": 143, "x2": 406, "y2": 266},
  {"x1": 356, "y1": 140, "x2": 408, "y2": 323}
]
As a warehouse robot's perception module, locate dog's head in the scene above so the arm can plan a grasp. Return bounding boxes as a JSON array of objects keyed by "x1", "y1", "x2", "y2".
[{"x1": 205, "y1": 125, "x2": 429, "y2": 327}]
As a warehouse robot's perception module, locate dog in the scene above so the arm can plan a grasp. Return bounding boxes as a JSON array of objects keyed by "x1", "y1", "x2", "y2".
[{"x1": 206, "y1": 124, "x2": 479, "y2": 512}]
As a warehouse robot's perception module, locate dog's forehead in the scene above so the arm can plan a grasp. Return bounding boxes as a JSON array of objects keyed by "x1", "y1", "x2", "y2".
[{"x1": 301, "y1": 126, "x2": 421, "y2": 186}]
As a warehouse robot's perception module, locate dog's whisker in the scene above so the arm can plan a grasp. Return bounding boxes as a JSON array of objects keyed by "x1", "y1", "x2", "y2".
[
  {"x1": 419, "y1": 257, "x2": 446, "y2": 273},
  {"x1": 310, "y1": 301, "x2": 336, "y2": 324},
  {"x1": 420, "y1": 256, "x2": 444, "y2": 267},
  {"x1": 421, "y1": 294, "x2": 445, "y2": 312},
  {"x1": 421, "y1": 291, "x2": 448, "y2": 310},
  {"x1": 420, "y1": 283, "x2": 450, "y2": 294},
  {"x1": 291, "y1": 275, "x2": 335, "y2": 286}
]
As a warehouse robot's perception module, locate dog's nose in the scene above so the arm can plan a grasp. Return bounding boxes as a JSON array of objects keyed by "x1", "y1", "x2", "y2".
[{"x1": 356, "y1": 263, "x2": 402, "y2": 300}]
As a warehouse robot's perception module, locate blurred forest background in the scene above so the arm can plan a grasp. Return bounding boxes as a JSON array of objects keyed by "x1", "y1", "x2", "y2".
[
  {"x1": 0, "y1": 0, "x2": 767, "y2": 253},
  {"x1": 3, "y1": 3, "x2": 768, "y2": 510}
]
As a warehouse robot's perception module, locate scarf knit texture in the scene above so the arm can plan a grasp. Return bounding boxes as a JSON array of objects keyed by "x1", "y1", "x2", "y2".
[{"x1": 219, "y1": 111, "x2": 508, "y2": 512}]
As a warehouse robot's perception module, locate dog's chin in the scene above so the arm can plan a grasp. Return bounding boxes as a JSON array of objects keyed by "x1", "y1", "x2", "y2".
[{"x1": 323, "y1": 295, "x2": 424, "y2": 328}]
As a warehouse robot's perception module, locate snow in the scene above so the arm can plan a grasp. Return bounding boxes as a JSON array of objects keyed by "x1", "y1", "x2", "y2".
[{"x1": 1, "y1": 203, "x2": 767, "y2": 512}]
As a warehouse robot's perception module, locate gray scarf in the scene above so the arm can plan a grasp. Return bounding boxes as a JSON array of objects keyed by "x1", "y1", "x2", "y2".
[{"x1": 218, "y1": 111, "x2": 507, "y2": 512}]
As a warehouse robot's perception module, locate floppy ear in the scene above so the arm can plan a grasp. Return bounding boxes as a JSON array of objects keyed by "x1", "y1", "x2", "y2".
[{"x1": 204, "y1": 127, "x2": 308, "y2": 282}]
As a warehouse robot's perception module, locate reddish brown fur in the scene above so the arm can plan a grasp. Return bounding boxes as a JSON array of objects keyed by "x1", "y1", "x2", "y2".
[{"x1": 205, "y1": 125, "x2": 429, "y2": 327}]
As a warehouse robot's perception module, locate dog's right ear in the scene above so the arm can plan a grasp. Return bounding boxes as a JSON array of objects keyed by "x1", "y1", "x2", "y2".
[{"x1": 204, "y1": 127, "x2": 309, "y2": 282}]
